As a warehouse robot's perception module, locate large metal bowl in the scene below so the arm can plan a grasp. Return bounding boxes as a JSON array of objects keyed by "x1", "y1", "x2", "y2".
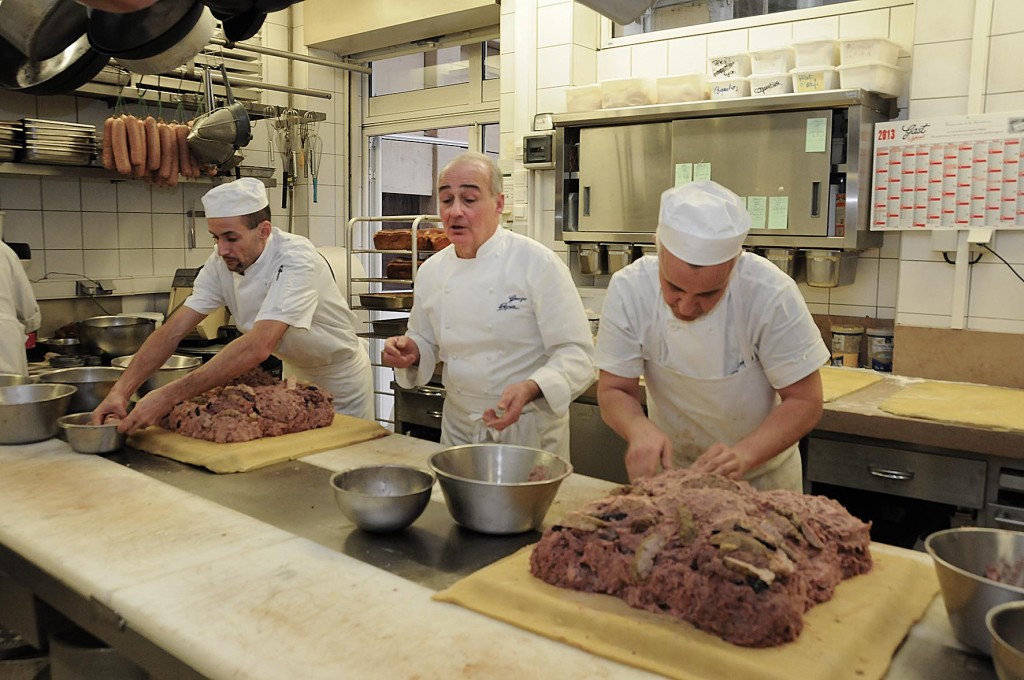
[
  {"x1": 110, "y1": 354, "x2": 201, "y2": 396},
  {"x1": 58, "y1": 412, "x2": 126, "y2": 454},
  {"x1": 76, "y1": 316, "x2": 156, "y2": 358},
  {"x1": 39, "y1": 366, "x2": 124, "y2": 413},
  {"x1": 0, "y1": 383, "x2": 77, "y2": 444},
  {"x1": 989, "y1": 601, "x2": 1024, "y2": 680},
  {"x1": 0, "y1": 373, "x2": 37, "y2": 387},
  {"x1": 428, "y1": 444, "x2": 573, "y2": 535},
  {"x1": 925, "y1": 527, "x2": 1024, "y2": 654},
  {"x1": 329, "y1": 465, "x2": 435, "y2": 533},
  {"x1": 38, "y1": 337, "x2": 82, "y2": 356}
]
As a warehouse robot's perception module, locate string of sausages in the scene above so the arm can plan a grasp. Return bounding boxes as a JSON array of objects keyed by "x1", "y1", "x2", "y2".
[{"x1": 101, "y1": 114, "x2": 216, "y2": 187}]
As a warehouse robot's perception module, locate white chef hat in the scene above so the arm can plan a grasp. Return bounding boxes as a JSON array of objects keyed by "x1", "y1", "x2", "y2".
[
  {"x1": 201, "y1": 178, "x2": 269, "y2": 218},
  {"x1": 656, "y1": 180, "x2": 750, "y2": 266}
]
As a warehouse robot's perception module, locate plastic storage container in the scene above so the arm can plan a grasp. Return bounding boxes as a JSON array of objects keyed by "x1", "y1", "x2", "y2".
[
  {"x1": 599, "y1": 77, "x2": 657, "y2": 109},
  {"x1": 793, "y1": 39, "x2": 840, "y2": 68},
  {"x1": 565, "y1": 83, "x2": 603, "y2": 112},
  {"x1": 656, "y1": 73, "x2": 707, "y2": 103},
  {"x1": 709, "y1": 77, "x2": 750, "y2": 99},
  {"x1": 837, "y1": 62, "x2": 906, "y2": 97},
  {"x1": 790, "y1": 66, "x2": 840, "y2": 93},
  {"x1": 866, "y1": 327, "x2": 894, "y2": 372},
  {"x1": 805, "y1": 249, "x2": 858, "y2": 287},
  {"x1": 707, "y1": 54, "x2": 751, "y2": 79},
  {"x1": 748, "y1": 72, "x2": 793, "y2": 97},
  {"x1": 840, "y1": 37, "x2": 902, "y2": 66},
  {"x1": 830, "y1": 324, "x2": 864, "y2": 368},
  {"x1": 749, "y1": 47, "x2": 795, "y2": 75}
]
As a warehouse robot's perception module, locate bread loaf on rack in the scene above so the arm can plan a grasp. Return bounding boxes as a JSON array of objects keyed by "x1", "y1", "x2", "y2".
[
  {"x1": 385, "y1": 257, "x2": 414, "y2": 279},
  {"x1": 416, "y1": 227, "x2": 451, "y2": 251},
  {"x1": 373, "y1": 229, "x2": 412, "y2": 250}
]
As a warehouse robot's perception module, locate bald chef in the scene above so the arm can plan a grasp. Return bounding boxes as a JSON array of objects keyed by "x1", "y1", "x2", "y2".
[
  {"x1": 596, "y1": 181, "x2": 829, "y2": 491},
  {"x1": 93, "y1": 178, "x2": 373, "y2": 432}
]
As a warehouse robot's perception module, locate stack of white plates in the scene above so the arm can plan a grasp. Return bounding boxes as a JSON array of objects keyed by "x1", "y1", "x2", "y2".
[
  {"x1": 0, "y1": 121, "x2": 18, "y2": 162},
  {"x1": 20, "y1": 118, "x2": 96, "y2": 166}
]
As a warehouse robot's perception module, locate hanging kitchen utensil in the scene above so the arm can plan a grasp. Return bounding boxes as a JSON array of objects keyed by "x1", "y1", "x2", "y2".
[
  {"x1": 115, "y1": 5, "x2": 215, "y2": 76},
  {"x1": 187, "y1": 63, "x2": 252, "y2": 173},
  {"x1": 307, "y1": 132, "x2": 323, "y2": 203},
  {"x1": 0, "y1": 0, "x2": 88, "y2": 62},
  {"x1": 87, "y1": 0, "x2": 199, "y2": 60},
  {"x1": 0, "y1": 32, "x2": 107, "y2": 96}
]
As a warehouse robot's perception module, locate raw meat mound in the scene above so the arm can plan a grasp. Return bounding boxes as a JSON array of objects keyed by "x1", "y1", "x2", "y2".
[
  {"x1": 162, "y1": 368, "x2": 334, "y2": 443},
  {"x1": 529, "y1": 470, "x2": 872, "y2": 647}
]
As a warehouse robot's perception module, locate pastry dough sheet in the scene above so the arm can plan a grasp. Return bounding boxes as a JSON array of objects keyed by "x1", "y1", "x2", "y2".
[
  {"x1": 879, "y1": 381, "x2": 1024, "y2": 433},
  {"x1": 820, "y1": 366, "x2": 884, "y2": 402},
  {"x1": 435, "y1": 543, "x2": 938, "y2": 680},
  {"x1": 128, "y1": 415, "x2": 390, "y2": 473}
]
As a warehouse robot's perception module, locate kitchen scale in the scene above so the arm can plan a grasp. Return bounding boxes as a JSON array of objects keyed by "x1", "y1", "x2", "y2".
[{"x1": 168, "y1": 267, "x2": 229, "y2": 342}]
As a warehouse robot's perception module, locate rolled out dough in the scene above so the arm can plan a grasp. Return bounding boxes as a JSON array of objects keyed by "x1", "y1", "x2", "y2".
[
  {"x1": 879, "y1": 381, "x2": 1024, "y2": 433},
  {"x1": 819, "y1": 366, "x2": 884, "y2": 403}
]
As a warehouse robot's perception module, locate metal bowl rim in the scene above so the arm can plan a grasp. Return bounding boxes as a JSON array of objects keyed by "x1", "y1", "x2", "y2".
[
  {"x1": 329, "y1": 464, "x2": 436, "y2": 498},
  {"x1": 428, "y1": 444, "x2": 574, "y2": 487},
  {"x1": 78, "y1": 315, "x2": 157, "y2": 328},
  {"x1": 58, "y1": 412, "x2": 119, "y2": 429},
  {"x1": 925, "y1": 527, "x2": 1024, "y2": 596},
  {"x1": 987, "y1": 601, "x2": 1024, "y2": 656},
  {"x1": 39, "y1": 366, "x2": 125, "y2": 382},
  {"x1": 111, "y1": 353, "x2": 202, "y2": 370},
  {"x1": 0, "y1": 382, "x2": 77, "y2": 401}
]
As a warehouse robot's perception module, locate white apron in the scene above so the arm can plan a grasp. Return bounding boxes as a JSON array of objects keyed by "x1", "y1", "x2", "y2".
[
  {"x1": 0, "y1": 319, "x2": 28, "y2": 376},
  {"x1": 441, "y1": 392, "x2": 570, "y2": 461},
  {"x1": 282, "y1": 350, "x2": 374, "y2": 420},
  {"x1": 643, "y1": 290, "x2": 802, "y2": 492}
]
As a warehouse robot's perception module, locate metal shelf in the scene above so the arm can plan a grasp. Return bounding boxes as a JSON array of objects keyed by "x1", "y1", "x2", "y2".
[{"x1": 0, "y1": 162, "x2": 276, "y2": 187}]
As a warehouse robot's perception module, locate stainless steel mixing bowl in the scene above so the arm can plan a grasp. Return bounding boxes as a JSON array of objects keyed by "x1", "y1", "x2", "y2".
[
  {"x1": 0, "y1": 373, "x2": 37, "y2": 387},
  {"x1": 989, "y1": 601, "x2": 1024, "y2": 680},
  {"x1": 428, "y1": 444, "x2": 573, "y2": 535},
  {"x1": 58, "y1": 412, "x2": 126, "y2": 454},
  {"x1": 925, "y1": 527, "x2": 1024, "y2": 655},
  {"x1": 330, "y1": 465, "x2": 435, "y2": 533},
  {"x1": 39, "y1": 366, "x2": 124, "y2": 413},
  {"x1": 77, "y1": 316, "x2": 156, "y2": 358},
  {"x1": 0, "y1": 383, "x2": 77, "y2": 444},
  {"x1": 111, "y1": 353, "x2": 201, "y2": 396}
]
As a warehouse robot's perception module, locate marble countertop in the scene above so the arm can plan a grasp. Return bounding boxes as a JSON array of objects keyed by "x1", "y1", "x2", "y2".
[{"x1": 0, "y1": 433, "x2": 997, "y2": 680}]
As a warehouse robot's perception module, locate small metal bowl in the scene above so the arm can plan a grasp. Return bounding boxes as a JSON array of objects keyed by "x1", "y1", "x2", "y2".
[
  {"x1": 989, "y1": 601, "x2": 1024, "y2": 680},
  {"x1": 0, "y1": 373, "x2": 37, "y2": 387},
  {"x1": 329, "y1": 465, "x2": 435, "y2": 533},
  {"x1": 58, "y1": 412, "x2": 126, "y2": 454},
  {"x1": 0, "y1": 383, "x2": 77, "y2": 444}
]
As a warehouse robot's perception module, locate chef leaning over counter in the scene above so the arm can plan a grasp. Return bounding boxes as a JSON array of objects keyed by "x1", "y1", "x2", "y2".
[
  {"x1": 596, "y1": 181, "x2": 830, "y2": 492},
  {"x1": 0, "y1": 239, "x2": 40, "y2": 376},
  {"x1": 92, "y1": 178, "x2": 374, "y2": 431},
  {"x1": 382, "y1": 151, "x2": 595, "y2": 460}
]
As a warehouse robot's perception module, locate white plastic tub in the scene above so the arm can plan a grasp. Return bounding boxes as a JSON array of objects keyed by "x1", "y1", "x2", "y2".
[
  {"x1": 565, "y1": 83, "x2": 603, "y2": 112},
  {"x1": 840, "y1": 37, "x2": 902, "y2": 66},
  {"x1": 748, "y1": 72, "x2": 793, "y2": 97},
  {"x1": 707, "y1": 54, "x2": 751, "y2": 79},
  {"x1": 600, "y1": 76, "x2": 657, "y2": 108},
  {"x1": 656, "y1": 73, "x2": 707, "y2": 103},
  {"x1": 793, "y1": 39, "x2": 839, "y2": 68},
  {"x1": 837, "y1": 61, "x2": 906, "y2": 96},
  {"x1": 709, "y1": 77, "x2": 750, "y2": 99},
  {"x1": 749, "y1": 47, "x2": 795, "y2": 75},
  {"x1": 790, "y1": 66, "x2": 840, "y2": 93}
]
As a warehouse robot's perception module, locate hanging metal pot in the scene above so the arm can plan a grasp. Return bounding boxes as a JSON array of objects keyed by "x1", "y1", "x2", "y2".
[
  {"x1": 187, "y1": 63, "x2": 252, "y2": 172},
  {"x1": 0, "y1": 32, "x2": 107, "y2": 96},
  {"x1": 87, "y1": 0, "x2": 200, "y2": 59},
  {"x1": 115, "y1": 5, "x2": 216, "y2": 75},
  {"x1": 0, "y1": 0, "x2": 88, "y2": 62}
]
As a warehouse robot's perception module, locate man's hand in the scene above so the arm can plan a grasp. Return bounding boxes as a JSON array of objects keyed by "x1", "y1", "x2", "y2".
[
  {"x1": 623, "y1": 420, "x2": 674, "y2": 481},
  {"x1": 381, "y1": 335, "x2": 420, "y2": 369},
  {"x1": 482, "y1": 380, "x2": 541, "y2": 431},
  {"x1": 690, "y1": 443, "x2": 750, "y2": 480},
  {"x1": 113, "y1": 389, "x2": 174, "y2": 435},
  {"x1": 90, "y1": 392, "x2": 130, "y2": 425}
]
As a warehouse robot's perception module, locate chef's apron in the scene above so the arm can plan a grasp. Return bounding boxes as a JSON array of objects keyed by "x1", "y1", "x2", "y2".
[
  {"x1": 0, "y1": 318, "x2": 28, "y2": 375},
  {"x1": 643, "y1": 290, "x2": 802, "y2": 492},
  {"x1": 441, "y1": 392, "x2": 570, "y2": 461}
]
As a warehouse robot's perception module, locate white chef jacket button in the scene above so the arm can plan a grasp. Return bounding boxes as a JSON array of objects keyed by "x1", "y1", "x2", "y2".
[{"x1": 489, "y1": 287, "x2": 495, "y2": 293}]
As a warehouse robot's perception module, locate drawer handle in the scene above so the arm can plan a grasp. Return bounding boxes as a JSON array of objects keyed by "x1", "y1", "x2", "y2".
[
  {"x1": 994, "y1": 515, "x2": 1024, "y2": 529},
  {"x1": 426, "y1": 410, "x2": 444, "y2": 419},
  {"x1": 415, "y1": 386, "x2": 446, "y2": 397},
  {"x1": 868, "y1": 466, "x2": 914, "y2": 481}
]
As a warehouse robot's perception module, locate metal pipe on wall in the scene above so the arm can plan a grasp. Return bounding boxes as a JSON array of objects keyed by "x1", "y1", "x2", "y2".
[{"x1": 210, "y1": 37, "x2": 372, "y2": 75}]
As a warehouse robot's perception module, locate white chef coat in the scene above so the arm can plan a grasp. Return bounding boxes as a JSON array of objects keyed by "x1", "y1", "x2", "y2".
[
  {"x1": 595, "y1": 253, "x2": 829, "y2": 490},
  {"x1": 185, "y1": 227, "x2": 373, "y2": 419},
  {"x1": 0, "y1": 242, "x2": 41, "y2": 376},
  {"x1": 396, "y1": 227, "x2": 595, "y2": 459}
]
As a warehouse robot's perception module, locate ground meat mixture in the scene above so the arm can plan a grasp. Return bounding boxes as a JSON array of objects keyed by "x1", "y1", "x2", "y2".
[
  {"x1": 529, "y1": 470, "x2": 872, "y2": 647},
  {"x1": 162, "y1": 368, "x2": 334, "y2": 443}
]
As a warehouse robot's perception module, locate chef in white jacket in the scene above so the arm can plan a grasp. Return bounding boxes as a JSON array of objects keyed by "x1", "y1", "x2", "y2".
[
  {"x1": 94, "y1": 178, "x2": 374, "y2": 432},
  {"x1": 381, "y1": 152, "x2": 594, "y2": 459},
  {"x1": 0, "y1": 240, "x2": 41, "y2": 376},
  {"x1": 596, "y1": 181, "x2": 829, "y2": 491}
]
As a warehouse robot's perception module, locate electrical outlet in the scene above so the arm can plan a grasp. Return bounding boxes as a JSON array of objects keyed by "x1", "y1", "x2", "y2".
[
  {"x1": 77, "y1": 280, "x2": 113, "y2": 296},
  {"x1": 968, "y1": 228, "x2": 996, "y2": 254}
]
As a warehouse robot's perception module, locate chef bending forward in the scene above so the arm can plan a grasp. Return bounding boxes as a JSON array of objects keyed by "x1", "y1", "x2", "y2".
[
  {"x1": 596, "y1": 181, "x2": 830, "y2": 491},
  {"x1": 93, "y1": 178, "x2": 374, "y2": 432},
  {"x1": 381, "y1": 152, "x2": 595, "y2": 460}
]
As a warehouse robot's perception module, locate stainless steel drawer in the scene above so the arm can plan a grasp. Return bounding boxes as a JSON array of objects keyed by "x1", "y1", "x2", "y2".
[
  {"x1": 806, "y1": 436, "x2": 986, "y2": 509},
  {"x1": 392, "y1": 384, "x2": 445, "y2": 430}
]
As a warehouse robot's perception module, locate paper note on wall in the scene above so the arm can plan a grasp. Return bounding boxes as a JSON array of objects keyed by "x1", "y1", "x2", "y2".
[
  {"x1": 694, "y1": 162, "x2": 712, "y2": 181},
  {"x1": 747, "y1": 196, "x2": 767, "y2": 228},
  {"x1": 768, "y1": 196, "x2": 790, "y2": 230},
  {"x1": 806, "y1": 118, "x2": 827, "y2": 153},
  {"x1": 674, "y1": 163, "x2": 693, "y2": 186}
]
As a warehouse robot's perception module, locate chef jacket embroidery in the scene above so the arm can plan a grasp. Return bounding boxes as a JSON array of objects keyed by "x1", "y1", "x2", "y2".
[{"x1": 498, "y1": 294, "x2": 527, "y2": 311}]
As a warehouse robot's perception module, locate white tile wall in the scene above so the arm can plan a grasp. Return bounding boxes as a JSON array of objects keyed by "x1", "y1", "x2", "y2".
[
  {"x1": 630, "y1": 41, "x2": 669, "y2": 78},
  {"x1": 915, "y1": 0, "x2": 975, "y2": 43},
  {"x1": 910, "y1": 40, "x2": 972, "y2": 99}
]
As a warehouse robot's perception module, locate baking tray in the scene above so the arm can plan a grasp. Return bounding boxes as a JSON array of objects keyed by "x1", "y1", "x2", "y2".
[
  {"x1": 359, "y1": 292, "x2": 413, "y2": 309},
  {"x1": 22, "y1": 118, "x2": 95, "y2": 132},
  {"x1": 19, "y1": 148, "x2": 93, "y2": 165},
  {"x1": 371, "y1": 318, "x2": 409, "y2": 335}
]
